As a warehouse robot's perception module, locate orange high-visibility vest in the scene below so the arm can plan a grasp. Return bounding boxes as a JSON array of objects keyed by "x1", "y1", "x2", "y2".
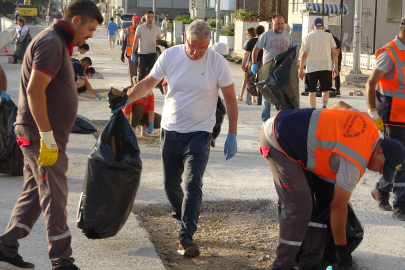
[
  {"x1": 274, "y1": 109, "x2": 379, "y2": 183},
  {"x1": 126, "y1": 26, "x2": 136, "y2": 57},
  {"x1": 375, "y1": 40, "x2": 405, "y2": 125}
]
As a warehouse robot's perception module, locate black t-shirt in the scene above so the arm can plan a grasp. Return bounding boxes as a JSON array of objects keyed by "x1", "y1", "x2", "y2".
[
  {"x1": 72, "y1": 58, "x2": 84, "y2": 78},
  {"x1": 244, "y1": 37, "x2": 263, "y2": 63},
  {"x1": 332, "y1": 35, "x2": 342, "y2": 62}
]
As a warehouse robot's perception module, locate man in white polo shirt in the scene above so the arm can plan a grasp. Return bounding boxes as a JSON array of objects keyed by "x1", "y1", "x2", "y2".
[
  {"x1": 131, "y1": 9, "x2": 162, "y2": 82},
  {"x1": 126, "y1": 19, "x2": 238, "y2": 258}
]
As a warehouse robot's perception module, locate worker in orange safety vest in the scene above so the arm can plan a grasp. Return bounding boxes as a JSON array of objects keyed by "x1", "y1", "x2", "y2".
[
  {"x1": 366, "y1": 14, "x2": 405, "y2": 221},
  {"x1": 121, "y1": 14, "x2": 141, "y2": 86}
]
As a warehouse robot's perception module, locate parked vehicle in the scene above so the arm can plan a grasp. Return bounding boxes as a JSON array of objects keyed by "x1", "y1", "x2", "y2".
[{"x1": 116, "y1": 20, "x2": 132, "y2": 45}]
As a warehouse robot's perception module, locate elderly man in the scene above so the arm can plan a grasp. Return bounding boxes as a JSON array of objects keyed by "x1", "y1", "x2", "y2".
[
  {"x1": 299, "y1": 18, "x2": 338, "y2": 109},
  {"x1": 0, "y1": 1, "x2": 103, "y2": 269},
  {"x1": 366, "y1": 14, "x2": 405, "y2": 221},
  {"x1": 251, "y1": 14, "x2": 293, "y2": 121},
  {"x1": 127, "y1": 19, "x2": 238, "y2": 257},
  {"x1": 131, "y1": 10, "x2": 162, "y2": 82},
  {"x1": 121, "y1": 14, "x2": 141, "y2": 85},
  {"x1": 260, "y1": 101, "x2": 405, "y2": 269}
]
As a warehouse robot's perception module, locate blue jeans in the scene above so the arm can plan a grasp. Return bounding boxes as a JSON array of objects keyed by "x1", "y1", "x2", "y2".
[
  {"x1": 261, "y1": 99, "x2": 271, "y2": 122},
  {"x1": 376, "y1": 125, "x2": 405, "y2": 208},
  {"x1": 160, "y1": 129, "x2": 211, "y2": 240}
]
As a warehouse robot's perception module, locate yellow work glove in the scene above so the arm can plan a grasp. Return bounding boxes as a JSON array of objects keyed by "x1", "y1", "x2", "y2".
[
  {"x1": 38, "y1": 131, "x2": 58, "y2": 166},
  {"x1": 368, "y1": 108, "x2": 384, "y2": 131}
]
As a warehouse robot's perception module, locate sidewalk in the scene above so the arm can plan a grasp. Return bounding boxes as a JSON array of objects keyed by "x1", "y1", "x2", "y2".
[{"x1": 1, "y1": 19, "x2": 405, "y2": 270}]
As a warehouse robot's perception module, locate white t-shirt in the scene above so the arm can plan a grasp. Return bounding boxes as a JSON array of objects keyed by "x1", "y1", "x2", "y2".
[
  {"x1": 150, "y1": 45, "x2": 234, "y2": 133},
  {"x1": 46, "y1": 15, "x2": 50, "y2": 22},
  {"x1": 161, "y1": 19, "x2": 167, "y2": 31},
  {"x1": 16, "y1": 25, "x2": 29, "y2": 38},
  {"x1": 301, "y1": 30, "x2": 336, "y2": 73}
]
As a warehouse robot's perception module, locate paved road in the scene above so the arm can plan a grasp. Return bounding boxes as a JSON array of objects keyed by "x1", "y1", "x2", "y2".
[{"x1": 1, "y1": 19, "x2": 404, "y2": 270}]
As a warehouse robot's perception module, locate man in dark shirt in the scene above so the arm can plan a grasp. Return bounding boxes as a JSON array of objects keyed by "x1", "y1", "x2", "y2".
[
  {"x1": 72, "y1": 57, "x2": 100, "y2": 99},
  {"x1": 324, "y1": 29, "x2": 342, "y2": 96},
  {"x1": 0, "y1": 1, "x2": 103, "y2": 269}
]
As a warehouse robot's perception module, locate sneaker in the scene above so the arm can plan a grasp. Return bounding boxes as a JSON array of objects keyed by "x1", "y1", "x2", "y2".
[
  {"x1": 392, "y1": 204, "x2": 405, "y2": 221},
  {"x1": 0, "y1": 251, "x2": 35, "y2": 270},
  {"x1": 246, "y1": 92, "x2": 252, "y2": 105},
  {"x1": 59, "y1": 264, "x2": 80, "y2": 270},
  {"x1": 371, "y1": 189, "x2": 393, "y2": 211},
  {"x1": 177, "y1": 237, "x2": 200, "y2": 257}
]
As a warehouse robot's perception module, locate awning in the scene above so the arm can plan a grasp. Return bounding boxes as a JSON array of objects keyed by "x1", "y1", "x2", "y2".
[{"x1": 300, "y1": 3, "x2": 350, "y2": 15}]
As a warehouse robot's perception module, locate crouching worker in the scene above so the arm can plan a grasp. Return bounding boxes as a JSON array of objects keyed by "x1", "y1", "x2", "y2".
[
  {"x1": 76, "y1": 67, "x2": 95, "y2": 93},
  {"x1": 123, "y1": 88, "x2": 161, "y2": 136},
  {"x1": 260, "y1": 101, "x2": 405, "y2": 270},
  {"x1": 72, "y1": 57, "x2": 101, "y2": 99}
]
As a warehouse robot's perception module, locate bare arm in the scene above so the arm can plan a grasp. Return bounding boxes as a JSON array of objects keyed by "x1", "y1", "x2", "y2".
[
  {"x1": 331, "y1": 47, "x2": 338, "y2": 77},
  {"x1": 12, "y1": 32, "x2": 17, "y2": 40},
  {"x1": 128, "y1": 74, "x2": 160, "y2": 103},
  {"x1": 157, "y1": 36, "x2": 162, "y2": 40},
  {"x1": 0, "y1": 67, "x2": 6, "y2": 92},
  {"x1": 299, "y1": 51, "x2": 308, "y2": 80},
  {"x1": 330, "y1": 184, "x2": 351, "y2": 245},
  {"x1": 241, "y1": 51, "x2": 249, "y2": 72},
  {"x1": 220, "y1": 83, "x2": 238, "y2": 134},
  {"x1": 366, "y1": 69, "x2": 386, "y2": 110},
  {"x1": 131, "y1": 34, "x2": 140, "y2": 53},
  {"x1": 252, "y1": 46, "x2": 260, "y2": 64},
  {"x1": 81, "y1": 76, "x2": 96, "y2": 95},
  {"x1": 148, "y1": 110, "x2": 154, "y2": 125},
  {"x1": 27, "y1": 70, "x2": 53, "y2": 132}
]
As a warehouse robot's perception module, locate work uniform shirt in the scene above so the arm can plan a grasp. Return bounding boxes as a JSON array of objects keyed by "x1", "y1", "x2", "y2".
[
  {"x1": 262, "y1": 108, "x2": 377, "y2": 193},
  {"x1": 72, "y1": 58, "x2": 85, "y2": 78},
  {"x1": 135, "y1": 23, "x2": 161, "y2": 54},
  {"x1": 14, "y1": 19, "x2": 78, "y2": 144},
  {"x1": 255, "y1": 29, "x2": 293, "y2": 65},
  {"x1": 301, "y1": 30, "x2": 336, "y2": 73}
]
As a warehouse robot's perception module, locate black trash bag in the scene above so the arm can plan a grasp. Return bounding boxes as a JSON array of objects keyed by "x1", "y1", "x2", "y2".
[
  {"x1": 108, "y1": 87, "x2": 128, "y2": 112},
  {"x1": 13, "y1": 32, "x2": 32, "y2": 60},
  {"x1": 211, "y1": 96, "x2": 227, "y2": 148},
  {"x1": 71, "y1": 115, "x2": 97, "y2": 134},
  {"x1": 77, "y1": 110, "x2": 142, "y2": 239},
  {"x1": 256, "y1": 46, "x2": 300, "y2": 110},
  {"x1": 0, "y1": 98, "x2": 24, "y2": 176}
]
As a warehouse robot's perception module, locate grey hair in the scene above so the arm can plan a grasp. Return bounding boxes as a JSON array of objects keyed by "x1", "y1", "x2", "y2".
[
  {"x1": 186, "y1": 19, "x2": 211, "y2": 41},
  {"x1": 400, "y1": 24, "x2": 405, "y2": 33}
]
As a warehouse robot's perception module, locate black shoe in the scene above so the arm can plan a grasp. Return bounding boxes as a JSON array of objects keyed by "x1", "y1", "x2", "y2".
[
  {"x1": 371, "y1": 189, "x2": 393, "y2": 211},
  {"x1": 322, "y1": 106, "x2": 326, "y2": 109},
  {"x1": 392, "y1": 204, "x2": 405, "y2": 221},
  {"x1": 0, "y1": 251, "x2": 35, "y2": 269},
  {"x1": 177, "y1": 237, "x2": 200, "y2": 257},
  {"x1": 59, "y1": 264, "x2": 80, "y2": 270},
  {"x1": 301, "y1": 91, "x2": 309, "y2": 96},
  {"x1": 336, "y1": 90, "x2": 341, "y2": 96},
  {"x1": 13, "y1": 58, "x2": 17, "y2": 64}
]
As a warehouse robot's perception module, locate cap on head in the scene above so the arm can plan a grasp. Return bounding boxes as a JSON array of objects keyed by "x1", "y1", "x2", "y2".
[
  {"x1": 214, "y1": 42, "x2": 229, "y2": 56},
  {"x1": 132, "y1": 14, "x2": 141, "y2": 21},
  {"x1": 381, "y1": 139, "x2": 405, "y2": 181},
  {"x1": 313, "y1": 18, "x2": 324, "y2": 27}
]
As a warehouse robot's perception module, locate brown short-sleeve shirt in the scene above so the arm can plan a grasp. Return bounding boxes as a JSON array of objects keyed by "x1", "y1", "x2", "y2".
[{"x1": 15, "y1": 19, "x2": 78, "y2": 143}]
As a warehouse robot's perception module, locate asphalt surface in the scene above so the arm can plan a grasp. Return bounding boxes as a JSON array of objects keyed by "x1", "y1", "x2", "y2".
[{"x1": 1, "y1": 19, "x2": 404, "y2": 270}]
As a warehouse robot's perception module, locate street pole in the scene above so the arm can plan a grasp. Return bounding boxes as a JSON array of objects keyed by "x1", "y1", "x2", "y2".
[
  {"x1": 351, "y1": 0, "x2": 362, "y2": 74},
  {"x1": 373, "y1": 0, "x2": 377, "y2": 53},
  {"x1": 215, "y1": 0, "x2": 221, "y2": 44},
  {"x1": 153, "y1": 0, "x2": 156, "y2": 24}
]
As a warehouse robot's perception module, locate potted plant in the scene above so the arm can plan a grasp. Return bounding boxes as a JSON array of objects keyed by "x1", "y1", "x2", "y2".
[
  {"x1": 233, "y1": 8, "x2": 248, "y2": 21},
  {"x1": 249, "y1": 11, "x2": 258, "y2": 21},
  {"x1": 219, "y1": 22, "x2": 235, "y2": 49}
]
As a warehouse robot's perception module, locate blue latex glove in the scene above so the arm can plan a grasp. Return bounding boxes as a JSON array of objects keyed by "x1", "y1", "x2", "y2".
[
  {"x1": 94, "y1": 93, "x2": 101, "y2": 100},
  {"x1": 224, "y1": 134, "x2": 237, "y2": 161},
  {"x1": 146, "y1": 123, "x2": 154, "y2": 134},
  {"x1": 251, "y1": 63, "x2": 258, "y2": 75},
  {"x1": 0, "y1": 91, "x2": 10, "y2": 102},
  {"x1": 11, "y1": 40, "x2": 14, "y2": 45},
  {"x1": 111, "y1": 99, "x2": 130, "y2": 113},
  {"x1": 131, "y1": 53, "x2": 136, "y2": 63}
]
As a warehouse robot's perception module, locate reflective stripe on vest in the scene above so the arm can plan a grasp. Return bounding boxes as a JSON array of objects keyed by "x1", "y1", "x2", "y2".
[{"x1": 126, "y1": 26, "x2": 135, "y2": 57}]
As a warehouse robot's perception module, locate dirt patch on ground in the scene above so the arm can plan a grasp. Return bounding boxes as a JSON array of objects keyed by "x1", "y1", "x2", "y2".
[{"x1": 134, "y1": 200, "x2": 280, "y2": 270}]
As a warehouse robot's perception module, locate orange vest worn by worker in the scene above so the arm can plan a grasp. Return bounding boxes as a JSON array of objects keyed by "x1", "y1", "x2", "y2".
[
  {"x1": 126, "y1": 26, "x2": 136, "y2": 57},
  {"x1": 375, "y1": 39, "x2": 405, "y2": 126},
  {"x1": 274, "y1": 108, "x2": 379, "y2": 183}
]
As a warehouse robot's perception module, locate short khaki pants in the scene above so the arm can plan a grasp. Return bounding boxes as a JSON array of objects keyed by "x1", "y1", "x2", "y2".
[{"x1": 108, "y1": 35, "x2": 117, "y2": 41}]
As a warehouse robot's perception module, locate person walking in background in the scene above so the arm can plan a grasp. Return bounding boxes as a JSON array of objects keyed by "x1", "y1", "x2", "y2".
[
  {"x1": 107, "y1": 17, "x2": 118, "y2": 49},
  {"x1": 121, "y1": 14, "x2": 141, "y2": 86},
  {"x1": 131, "y1": 9, "x2": 162, "y2": 82},
  {"x1": 366, "y1": 15, "x2": 405, "y2": 221},
  {"x1": 299, "y1": 18, "x2": 338, "y2": 109},
  {"x1": 0, "y1": 1, "x2": 103, "y2": 269},
  {"x1": 14, "y1": 8, "x2": 19, "y2": 24},
  {"x1": 126, "y1": 20, "x2": 238, "y2": 257},
  {"x1": 244, "y1": 25, "x2": 265, "y2": 106},
  {"x1": 251, "y1": 14, "x2": 293, "y2": 122},
  {"x1": 46, "y1": 13, "x2": 51, "y2": 27},
  {"x1": 11, "y1": 18, "x2": 29, "y2": 64},
  {"x1": 238, "y1": 27, "x2": 256, "y2": 103},
  {"x1": 161, "y1": 16, "x2": 168, "y2": 41},
  {"x1": 324, "y1": 29, "x2": 342, "y2": 96}
]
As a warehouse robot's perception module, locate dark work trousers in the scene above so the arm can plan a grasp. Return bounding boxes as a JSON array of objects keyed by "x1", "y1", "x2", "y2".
[
  {"x1": 127, "y1": 52, "x2": 138, "y2": 85},
  {"x1": 130, "y1": 104, "x2": 161, "y2": 129},
  {"x1": 0, "y1": 139, "x2": 74, "y2": 269},
  {"x1": 138, "y1": 53, "x2": 156, "y2": 82},
  {"x1": 260, "y1": 129, "x2": 327, "y2": 270},
  {"x1": 376, "y1": 125, "x2": 405, "y2": 208},
  {"x1": 335, "y1": 60, "x2": 341, "y2": 92},
  {"x1": 161, "y1": 129, "x2": 211, "y2": 240}
]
